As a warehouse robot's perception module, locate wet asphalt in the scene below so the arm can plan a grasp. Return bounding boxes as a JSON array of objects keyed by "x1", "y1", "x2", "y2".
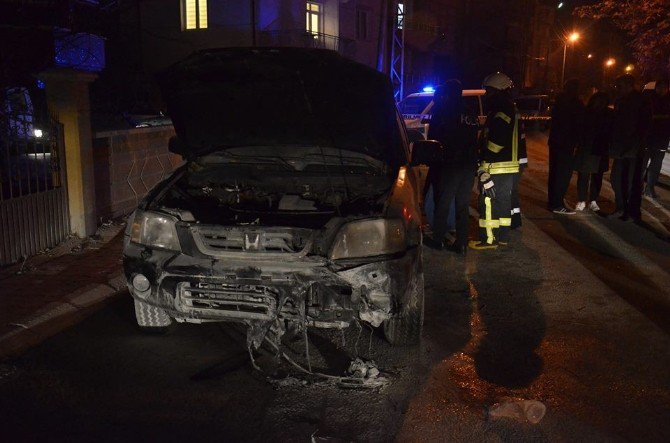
[{"x1": 1, "y1": 133, "x2": 670, "y2": 442}]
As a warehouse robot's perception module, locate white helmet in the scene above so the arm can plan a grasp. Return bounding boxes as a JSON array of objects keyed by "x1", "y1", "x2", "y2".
[{"x1": 482, "y1": 72, "x2": 514, "y2": 91}]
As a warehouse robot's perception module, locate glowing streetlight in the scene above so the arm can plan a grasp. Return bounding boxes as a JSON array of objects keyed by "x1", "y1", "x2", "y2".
[
  {"x1": 605, "y1": 58, "x2": 616, "y2": 68},
  {"x1": 558, "y1": 2, "x2": 564, "y2": 8},
  {"x1": 561, "y1": 31, "x2": 581, "y2": 85},
  {"x1": 587, "y1": 53, "x2": 593, "y2": 59},
  {"x1": 625, "y1": 64, "x2": 634, "y2": 73}
]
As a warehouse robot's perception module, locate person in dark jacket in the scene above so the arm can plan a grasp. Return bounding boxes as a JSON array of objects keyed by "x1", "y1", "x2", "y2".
[
  {"x1": 425, "y1": 80, "x2": 479, "y2": 253},
  {"x1": 610, "y1": 74, "x2": 653, "y2": 221},
  {"x1": 548, "y1": 79, "x2": 584, "y2": 214},
  {"x1": 644, "y1": 80, "x2": 670, "y2": 199},
  {"x1": 573, "y1": 92, "x2": 612, "y2": 211}
]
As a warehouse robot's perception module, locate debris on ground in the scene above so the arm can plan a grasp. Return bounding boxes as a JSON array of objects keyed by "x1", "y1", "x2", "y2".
[
  {"x1": 0, "y1": 364, "x2": 19, "y2": 382},
  {"x1": 338, "y1": 358, "x2": 388, "y2": 389},
  {"x1": 269, "y1": 376, "x2": 309, "y2": 388},
  {"x1": 488, "y1": 399, "x2": 546, "y2": 424},
  {"x1": 311, "y1": 429, "x2": 348, "y2": 442}
]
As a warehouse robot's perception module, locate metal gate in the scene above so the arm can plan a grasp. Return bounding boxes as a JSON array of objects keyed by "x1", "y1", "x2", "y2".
[{"x1": 0, "y1": 106, "x2": 70, "y2": 266}]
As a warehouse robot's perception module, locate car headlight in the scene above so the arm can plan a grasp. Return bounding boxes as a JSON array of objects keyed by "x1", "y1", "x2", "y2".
[
  {"x1": 129, "y1": 210, "x2": 181, "y2": 251},
  {"x1": 330, "y1": 218, "x2": 406, "y2": 260}
]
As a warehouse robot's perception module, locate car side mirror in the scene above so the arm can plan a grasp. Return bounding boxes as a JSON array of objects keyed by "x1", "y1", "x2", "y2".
[
  {"x1": 168, "y1": 136, "x2": 188, "y2": 158},
  {"x1": 410, "y1": 140, "x2": 442, "y2": 166}
]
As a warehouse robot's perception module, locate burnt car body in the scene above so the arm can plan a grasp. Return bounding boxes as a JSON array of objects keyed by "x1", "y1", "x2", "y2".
[{"x1": 123, "y1": 48, "x2": 428, "y2": 347}]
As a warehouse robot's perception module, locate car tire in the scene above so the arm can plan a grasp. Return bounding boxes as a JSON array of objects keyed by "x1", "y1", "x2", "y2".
[
  {"x1": 134, "y1": 299, "x2": 172, "y2": 333},
  {"x1": 383, "y1": 269, "x2": 425, "y2": 346}
]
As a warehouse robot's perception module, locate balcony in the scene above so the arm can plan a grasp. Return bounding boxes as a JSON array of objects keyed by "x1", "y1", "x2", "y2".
[{"x1": 258, "y1": 30, "x2": 356, "y2": 59}]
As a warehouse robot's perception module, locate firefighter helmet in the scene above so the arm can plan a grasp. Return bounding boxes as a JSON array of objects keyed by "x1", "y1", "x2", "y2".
[{"x1": 482, "y1": 72, "x2": 514, "y2": 91}]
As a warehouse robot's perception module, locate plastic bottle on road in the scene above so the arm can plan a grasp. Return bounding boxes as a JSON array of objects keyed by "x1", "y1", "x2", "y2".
[{"x1": 488, "y1": 399, "x2": 546, "y2": 424}]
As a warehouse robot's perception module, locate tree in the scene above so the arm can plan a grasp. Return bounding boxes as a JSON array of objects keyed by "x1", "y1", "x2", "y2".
[{"x1": 575, "y1": 0, "x2": 670, "y2": 76}]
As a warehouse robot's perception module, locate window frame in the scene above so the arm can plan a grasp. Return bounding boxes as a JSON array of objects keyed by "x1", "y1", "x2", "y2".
[
  {"x1": 182, "y1": 0, "x2": 208, "y2": 31},
  {"x1": 306, "y1": 2, "x2": 323, "y2": 36},
  {"x1": 356, "y1": 8, "x2": 369, "y2": 41}
]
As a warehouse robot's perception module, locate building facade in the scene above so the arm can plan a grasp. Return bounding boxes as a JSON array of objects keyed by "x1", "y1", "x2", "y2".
[{"x1": 130, "y1": 0, "x2": 385, "y2": 74}]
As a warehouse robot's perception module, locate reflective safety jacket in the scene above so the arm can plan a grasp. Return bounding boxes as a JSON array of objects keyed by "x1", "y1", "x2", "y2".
[{"x1": 479, "y1": 95, "x2": 527, "y2": 175}]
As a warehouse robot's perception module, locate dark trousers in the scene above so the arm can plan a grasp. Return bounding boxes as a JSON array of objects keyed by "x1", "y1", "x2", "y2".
[
  {"x1": 548, "y1": 146, "x2": 574, "y2": 209},
  {"x1": 576, "y1": 172, "x2": 603, "y2": 202},
  {"x1": 433, "y1": 166, "x2": 475, "y2": 248},
  {"x1": 477, "y1": 173, "x2": 513, "y2": 244},
  {"x1": 611, "y1": 154, "x2": 645, "y2": 218},
  {"x1": 646, "y1": 149, "x2": 667, "y2": 195}
]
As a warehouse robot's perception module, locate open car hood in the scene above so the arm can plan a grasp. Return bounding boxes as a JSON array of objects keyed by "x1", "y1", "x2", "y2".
[{"x1": 157, "y1": 48, "x2": 404, "y2": 165}]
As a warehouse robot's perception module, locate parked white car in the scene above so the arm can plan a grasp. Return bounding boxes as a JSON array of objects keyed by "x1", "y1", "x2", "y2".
[{"x1": 399, "y1": 88, "x2": 486, "y2": 139}]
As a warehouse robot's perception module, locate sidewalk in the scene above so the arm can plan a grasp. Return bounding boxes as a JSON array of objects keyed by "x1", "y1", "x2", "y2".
[{"x1": 0, "y1": 222, "x2": 126, "y2": 360}]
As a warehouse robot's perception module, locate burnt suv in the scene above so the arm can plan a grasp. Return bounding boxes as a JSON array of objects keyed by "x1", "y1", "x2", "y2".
[{"x1": 123, "y1": 48, "x2": 433, "y2": 347}]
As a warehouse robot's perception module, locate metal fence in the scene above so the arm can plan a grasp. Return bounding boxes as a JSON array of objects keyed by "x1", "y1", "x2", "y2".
[{"x1": 0, "y1": 110, "x2": 70, "y2": 265}]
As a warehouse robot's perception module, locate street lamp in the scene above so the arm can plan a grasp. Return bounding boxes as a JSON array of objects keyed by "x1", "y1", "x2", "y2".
[
  {"x1": 625, "y1": 64, "x2": 634, "y2": 73},
  {"x1": 587, "y1": 53, "x2": 593, "y2": 59},
  {"x1": 561, "y1": 32, "x2": 580, "y2": 86}
]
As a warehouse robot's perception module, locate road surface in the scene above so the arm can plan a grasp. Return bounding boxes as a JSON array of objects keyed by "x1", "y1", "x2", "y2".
[{"x1": 1, "y1": 132, "x2": 669, "y2": 442}]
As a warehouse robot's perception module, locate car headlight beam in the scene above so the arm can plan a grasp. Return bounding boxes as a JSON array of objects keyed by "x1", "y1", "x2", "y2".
[{"x1": 330, "y1": 218, "x2": 406, "y2": 260}]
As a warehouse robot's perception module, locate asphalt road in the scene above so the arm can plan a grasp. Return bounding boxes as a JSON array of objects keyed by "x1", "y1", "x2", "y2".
[{"x1": 1, "y1": 132, "x2": 670, "y2": 442}]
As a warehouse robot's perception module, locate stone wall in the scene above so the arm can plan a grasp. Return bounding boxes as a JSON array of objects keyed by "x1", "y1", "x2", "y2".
[{"x1": 93, "y1": 126, "x2": 182, "y2": 221}]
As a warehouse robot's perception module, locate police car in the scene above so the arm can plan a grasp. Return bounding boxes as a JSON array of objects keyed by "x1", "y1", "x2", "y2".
[{"x1": 399, "y1": 86, "x2": 486, "y2": 139}]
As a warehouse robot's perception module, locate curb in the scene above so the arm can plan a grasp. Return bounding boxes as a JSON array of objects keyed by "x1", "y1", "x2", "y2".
[{"x1": 0, "y1": 273, "x2": 127, "y2": 361}]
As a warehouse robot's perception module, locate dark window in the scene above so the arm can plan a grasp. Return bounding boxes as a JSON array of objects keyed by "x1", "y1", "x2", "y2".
[{"x1": 356, "y1": 9, "x2": 368, "y2": 40}]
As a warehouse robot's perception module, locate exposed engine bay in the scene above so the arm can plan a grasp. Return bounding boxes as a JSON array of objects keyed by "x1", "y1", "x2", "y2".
[{"x1": 154, "y1": 147, "x2": 395, "y2": 229}]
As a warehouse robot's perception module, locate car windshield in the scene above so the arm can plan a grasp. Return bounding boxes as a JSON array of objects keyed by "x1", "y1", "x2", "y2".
[
  {"x1": 463, "y1": 96, "x2": 481, "y2": 116},
  {"x1": 399, "y1": 96, "x2": 432, "y2": 115},
  {"x1": 516, "y1": 97, "x2": 544, "y2": 111}
]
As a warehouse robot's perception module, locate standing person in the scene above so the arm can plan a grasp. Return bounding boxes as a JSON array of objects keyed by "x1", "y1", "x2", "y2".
[
  {"x1": 644, "y1": 80, "x2": 670, "y2": 200},
  {"x1": 573, "y1": 92, "x2": 612, "y2": 211},
  {"x1": 609, "y1": 74, "x2": 653, "y2": 221},
  {"x1": 425, "y1": 80, "x2": 479, "y2": 254},
  {"x1": 469, "y1": 72, "x2": 522, "y2": 250},
  {"x1": 548, "y1": 79, "x2": 584, "y2": 214}
]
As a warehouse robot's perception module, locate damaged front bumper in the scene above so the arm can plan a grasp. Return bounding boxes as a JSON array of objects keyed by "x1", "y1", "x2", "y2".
[{"x1": 123, "y1": 243, "x2": 420, "y2": 330}]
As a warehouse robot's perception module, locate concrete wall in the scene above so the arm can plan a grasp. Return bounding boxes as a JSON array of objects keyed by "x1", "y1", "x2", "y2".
[{"x1": 93, "y1": 126, "x2": 182, "y2": 221}]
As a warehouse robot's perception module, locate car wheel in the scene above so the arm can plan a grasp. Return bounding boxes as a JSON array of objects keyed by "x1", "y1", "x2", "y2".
[
  {"x1": 134, "y1": 299, "x2": 172, "y2": 333},
  {"x1": 383, "y1": 269, "x2": 425, "y2": 346}
]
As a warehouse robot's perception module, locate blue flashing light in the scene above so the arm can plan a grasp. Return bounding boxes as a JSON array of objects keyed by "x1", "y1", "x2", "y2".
[
  {"x1": 36, "y1": 79, "x2": 46, "y2": 90},
  {"x1": 422, "y1": 86, "x2": 435, "y2": 93}
]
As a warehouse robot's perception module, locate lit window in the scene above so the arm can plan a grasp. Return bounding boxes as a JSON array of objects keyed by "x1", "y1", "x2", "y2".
[
  {"x1": 183, "y1": 0, "x2": 207, "y2": 30},
  {"x1": 306, "y1": 2, "x2": 322, "y2": 35},
  {"x1": 356, "y1": 9, "x2": 368, "y2": 40}
]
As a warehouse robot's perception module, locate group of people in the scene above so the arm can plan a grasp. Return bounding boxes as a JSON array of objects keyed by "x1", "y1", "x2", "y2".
[
  {"x1": 423, "y1": 73, "x2": 670, "y2": 254},
  {"x1": 424, "y1": 72, "x2": 526, "y2": 253},
  {"x1": 548, "y1": 76, "x2": 670, "y2": 220}
]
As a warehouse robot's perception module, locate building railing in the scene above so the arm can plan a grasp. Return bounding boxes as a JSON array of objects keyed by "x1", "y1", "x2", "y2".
[{"x1": 258, "y1": 30, "x2": 356, "y2": 59}]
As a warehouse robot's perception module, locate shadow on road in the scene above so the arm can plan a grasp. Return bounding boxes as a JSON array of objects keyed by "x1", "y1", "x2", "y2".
[{"x1": 470, "y1": 233, "x2": 546, "y2": 389}]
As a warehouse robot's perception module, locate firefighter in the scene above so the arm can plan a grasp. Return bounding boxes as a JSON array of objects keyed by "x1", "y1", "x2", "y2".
[{"x1": 469, "y1": 72, "x2": 524, "y2": 250}]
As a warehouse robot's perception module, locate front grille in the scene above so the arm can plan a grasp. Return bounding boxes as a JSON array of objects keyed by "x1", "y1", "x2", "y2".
[
  {"x1": 191, "y1": 226, "x2": 313, "y2": 257},
  {"x1": 178, "y1": 282, "x2": 278, "y2": 320}
]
